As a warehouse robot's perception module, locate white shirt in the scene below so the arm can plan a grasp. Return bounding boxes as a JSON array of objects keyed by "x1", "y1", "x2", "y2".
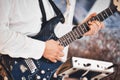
[{"x1": 0, "y1": 0, "x2": 73, "y2": 61}]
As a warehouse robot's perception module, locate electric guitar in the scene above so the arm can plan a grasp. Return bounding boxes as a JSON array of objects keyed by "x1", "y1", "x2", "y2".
[{"x1": 1, "y1": 0, "x2": 120, "y2": 80}]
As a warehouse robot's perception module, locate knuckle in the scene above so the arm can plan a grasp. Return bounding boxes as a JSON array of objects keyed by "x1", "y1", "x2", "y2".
[
  {"x1": 58, "y1": 57, "x2": 62, "y2": 61},
  {"x1": 61, "y1": 52, "x2": 64, "y2": 56},
  {"x1": 56, "y1": 50, "x2": 60, "y2": 54}
]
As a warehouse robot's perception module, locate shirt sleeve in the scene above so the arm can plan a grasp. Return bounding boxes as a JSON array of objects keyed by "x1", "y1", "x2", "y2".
[{"x1": 0, "y1": 0, "x2": 45, "y2": 59}]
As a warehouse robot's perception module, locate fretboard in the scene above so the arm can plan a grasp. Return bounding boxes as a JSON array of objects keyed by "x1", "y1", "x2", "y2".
[{"x1": 58, "y1": 5, "x2": 117, "y2": 47}]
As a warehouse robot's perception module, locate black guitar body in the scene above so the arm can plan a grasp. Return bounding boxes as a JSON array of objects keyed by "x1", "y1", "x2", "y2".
[
  {"x1": 32, "y1": 16, "x2": 61, "y2": 41},
  {"x1": 11, "y1": 57, "x2": 62, "y2": 80},
  {"x1": 11, "y1": 17, "x2": 64, "y2": 80}
]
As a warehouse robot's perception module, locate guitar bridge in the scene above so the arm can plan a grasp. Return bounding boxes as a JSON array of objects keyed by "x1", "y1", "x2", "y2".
[{"x1": 25, "y1": 59, "x2": 37, "y2": 73}]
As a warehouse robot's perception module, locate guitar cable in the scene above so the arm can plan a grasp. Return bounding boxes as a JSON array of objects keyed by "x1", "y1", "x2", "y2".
[
  {"x1": 0, "y1": 62, "x2": 14, "y2": 80},
  {"x1": 0, "y1": 56, "x2": 14, "y2": 80}
]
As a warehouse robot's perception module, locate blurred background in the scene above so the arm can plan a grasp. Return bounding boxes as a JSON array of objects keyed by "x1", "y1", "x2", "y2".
[{"x1": 54, "y1": 0, "x2": 120, "y2": 80}]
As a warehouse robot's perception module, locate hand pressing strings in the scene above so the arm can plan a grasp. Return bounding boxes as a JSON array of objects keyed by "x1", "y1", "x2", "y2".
[{"x1": 81, "y1": 13, "x2": 104, "y2": 36}]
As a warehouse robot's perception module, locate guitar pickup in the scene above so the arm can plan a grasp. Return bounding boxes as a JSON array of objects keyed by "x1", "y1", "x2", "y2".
[{"x1": 25, "y1": 59, "x2": 37, "y2": 73}]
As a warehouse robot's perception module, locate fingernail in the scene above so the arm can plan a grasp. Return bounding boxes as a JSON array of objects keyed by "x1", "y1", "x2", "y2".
[
  {"x1": 53, "y1": 73, "x2": 57, "y2": 78},
  {"x1": 54, "y1": 60, "x2": 57, "y2": 63}
]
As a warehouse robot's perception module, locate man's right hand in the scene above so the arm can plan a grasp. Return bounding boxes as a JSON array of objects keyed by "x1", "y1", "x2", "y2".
[{"x1": 43, "y1": 40, "x2": 64, "y2": 63}]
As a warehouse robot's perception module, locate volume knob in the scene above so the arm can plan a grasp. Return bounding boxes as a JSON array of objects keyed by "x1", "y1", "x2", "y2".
[
  {"x1": 36, "y1": 75, "x2": 41, "y2": 79},
  {"x1": 41, "y1": 70, "x2": 45, "y2": 74}
]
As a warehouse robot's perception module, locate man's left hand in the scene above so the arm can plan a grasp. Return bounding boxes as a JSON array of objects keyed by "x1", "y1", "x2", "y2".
[{"x1": 83, "y1": 13, "x2": 104, "y2": 36}]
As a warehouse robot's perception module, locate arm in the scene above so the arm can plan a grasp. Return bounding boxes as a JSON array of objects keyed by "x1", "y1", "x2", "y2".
[
  {"x1": 0, "y1": 0, "x2": 45, "y2": 59},
  {"x1": 0, "y1": 0, "x2": 64, "y2": 63}
]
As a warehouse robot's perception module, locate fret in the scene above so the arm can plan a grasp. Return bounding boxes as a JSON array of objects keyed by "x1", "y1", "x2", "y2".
[
  {"x1": 64, "y1": 33, "x2": 72, "y2": 45},
  {"x1": 62, "y1": 35, "x2": 69, "y2": 46},
  {"x1": 60, "y1": 36, "x2": 68, "y2": 46},
  {"x1": 91, "y1": 17, "x2": 97, "y2": 21},
  {"x1": 102, "y1": 11, "x2": 108, "y2": 19},
  {"x1": 104, "y1": 10, "x2": 109, "y2": 17},
  {"x1": 71, "y1": 31, "x2": 78, "y2": 40},
  {"x1": 63, "y1": 41, "x2": 67, "y2": 47},
  {"x1": 97, "y1": 13, "x2": 104, "y2": 21},
  {"x1": 96, "y1": 15, "x2": 101, "y2": 21},
  {"x1": 61, "y1": 37, "x2": 67, "y2": 45},
  {"x1": 58, "y1": 39, "x2": 61, "y2": 44},
  {"x1": 59, "y1": 36, "x2": 63, "y2": 43},
  {"x1": 64, "y1": 39, "x2": 70, "y2": 46},
  {"x1": 86, "y1": 21, "x2": 89, "y2": 25},
  {"x1": 68, "y1": 32, "x2": 75, "y2": 42},
  {"x1": 76, "y1": 27, "x2": 83, "y2": 36},
  {"x1": 105, "y1": 7, "x2": 114, "y2": 18},
  {"x1": 69, "y1": 33, "x2": 74, "y2": 41},
  {"x1": 81, "y1": 24, "x2": 88, "y2": 32},
  {"x1": 94, "y1": 16, "x2": 98, "y2": 20},
  {"x1": 73, "y1": 29, "x2": 80, "y2": 38},
  {"x1": 58, "y1": 39, "x2": 64, "y2": 46},
  {"x1": 66, "y1": 33, "x2": 72, "y2": 43},
  {"x1": 62, "y1": 35, "x2": 66, "y2": 41},
  {"x1": 88, "y1": 19, "x2": 92, "y2": 22},
  {"x1": 78, "y1": 26, "x2": 84, "y2": 34},
  {"x1": 100, "y1": 13, "x2": 105, "y2": 20},
  {"x1": 83, "y1": 23, "x2": 90, "y2": 31},
  {"x1": 106, "y1": 8, "x2": 111, "y2": 16},
  {"x1": 80, "y1": 27, "x2": 85, "y2": 34},
  {"x1": 70, "y1": 31, "x2": 75, "y2": 40},
  {"x1": 108, "y1": 7, "x2": 114, "y2": 15},
  {"x1": 62, "y1": 41, "x2": 66, "y2": 47}
]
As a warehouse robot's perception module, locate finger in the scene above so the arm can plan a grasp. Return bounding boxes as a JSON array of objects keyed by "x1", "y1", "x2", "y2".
[
  {"x1": 51, "y1": 58, "x2": 57, "y2": 63},
  {"x1": 56, "y1": 41, "x2": 61, "y2": 45},
  {"x1": 51, "y1": 52, "x2": 63, "y2": 62},
  {"x1": 84, "y1": 20, "x2": 103, "y2": 36},
  {"x1": 93, "y1": 21, "x2": 104, "y2": 32},
  {"x1": 88, "y1": 20, "x2": 100, "y2": 26},
  {"x1": 89, "y1": 21, "x2": 100, "y2": 30},
  {"x1": 101, "y1": 22, "x2": 105, "y2": 29},
  {"x1": 53, "y1": 60, "x2": 57, "y2": 63},
  {"x1": 51, "y1": 54, "x2": 60, "y2": 62},
  {"x1": 89, "y1": 13, "x2": 97, "y2": 18},
  {"x1": 88, "y1": 24, "x2": 97, "y2": 35},
  {"x1": 56, "y1": 56, "x2": 62, "y2": 61},
  {"x1": 82, "y1": 13, "x2": 97, "y2": 23},
  {"x1": 92, "y1": 21, "x2": 100, "y2": 33},
  {"x1": 58, "y1": 45, "x2": 64, "y2": 51},
  {"x1": 95, "y1": 21, "x2": 102, "y2": 27},
  {"x1": 93, "y1": 24, "x2": 100, "y2": 34},
  {"x1": 59, "y1": 51, "x2": 64, "y2": 57},
  {"x1": 87, "y1": 13, "x2": 97, "y2": 21}
]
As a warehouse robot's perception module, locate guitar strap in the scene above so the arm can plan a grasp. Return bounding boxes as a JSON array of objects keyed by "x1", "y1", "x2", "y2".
[
  {"x1": 39, "y1": 0, "x2": 47, "y2": 23},
  {"x1": 38, "y1": 0, "x2": 65, "y2": 29},
  {"x1": 48, "y1": 0, "x2": 65, "y2": 23}
]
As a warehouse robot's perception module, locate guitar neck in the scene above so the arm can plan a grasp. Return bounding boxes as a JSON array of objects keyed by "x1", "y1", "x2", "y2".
[{"x1": 58, "y1": 5, "x2": 117, "y2": 47}]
